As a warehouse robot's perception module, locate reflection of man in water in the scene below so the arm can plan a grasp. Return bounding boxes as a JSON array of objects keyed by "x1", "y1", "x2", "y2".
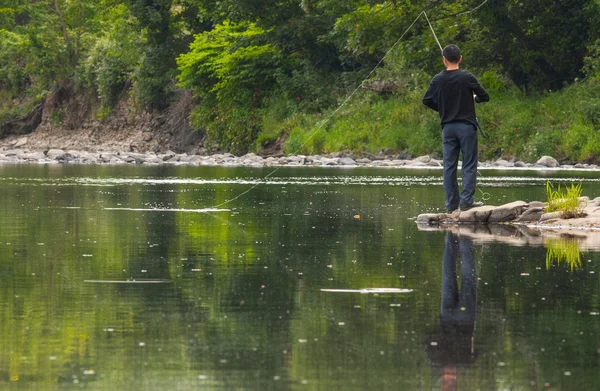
[{"x1": 424, "y1": 232, "x2": 477, "y2": 391}]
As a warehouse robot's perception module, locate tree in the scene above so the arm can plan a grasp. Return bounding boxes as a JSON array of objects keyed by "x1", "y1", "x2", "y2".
[
  {"x1": 126, "y1": 0, "x2": 176, "y2": 110},
  {"x1": 471, "y1": 0, "x2": 600, "y2": 90}
]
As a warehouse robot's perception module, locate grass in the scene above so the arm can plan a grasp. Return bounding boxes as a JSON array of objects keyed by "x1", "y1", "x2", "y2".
[
  {"x1": 254, "y1": 76, "x2": 600, "y2": 163},
  {"x1": 545, "y1": 181, "x2": 584, "y2": 219}
]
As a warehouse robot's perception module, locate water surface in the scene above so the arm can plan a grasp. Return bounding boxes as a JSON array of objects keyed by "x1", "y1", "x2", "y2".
[{"x1": 1, "y1": 164, "x2": 599, "y2": 390}]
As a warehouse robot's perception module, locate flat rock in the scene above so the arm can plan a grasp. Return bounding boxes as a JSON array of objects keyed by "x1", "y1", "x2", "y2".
[
  {"x1": 14, "y1": 137, "x2": 28, "y2": 148},
  {"x1": 417, "y1": 214, "x2": 443, "y2": 224},
  {"x1": 540, "y1": 211, "x2": 562, "y2": 222},
  {"x1": 528, "y1": 201, "x2": 546, "y2": 209}
]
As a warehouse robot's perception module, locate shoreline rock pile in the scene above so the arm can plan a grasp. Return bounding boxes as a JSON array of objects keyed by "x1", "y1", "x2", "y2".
[
  {"x1": 0, "y1": 147, "x2": 597, "y2": 170},
  {"x1": 416, "y1": 197, "x2": 600, "y2": 229}
]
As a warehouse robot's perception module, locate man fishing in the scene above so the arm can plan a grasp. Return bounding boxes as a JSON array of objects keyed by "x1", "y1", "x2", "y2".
[{"x1": 422, "y1": 44, "x2": 490, "y2": 213}]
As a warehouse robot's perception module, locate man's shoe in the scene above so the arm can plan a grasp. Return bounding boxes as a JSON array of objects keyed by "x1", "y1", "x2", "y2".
[
  {"x1": 459, "y1": 201, "x2": 484, "y2": 211},
  {"x1": 447, "y1": 207, "x2": 458, "y2": 214}
]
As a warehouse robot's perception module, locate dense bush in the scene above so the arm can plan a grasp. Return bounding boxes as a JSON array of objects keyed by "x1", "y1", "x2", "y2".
[
  {"x1": 177, "y1": 21, "x2": 282, "y2": 153},
  {"x1": 78, "y1": 5, "x2": 143, "y2": 109}
]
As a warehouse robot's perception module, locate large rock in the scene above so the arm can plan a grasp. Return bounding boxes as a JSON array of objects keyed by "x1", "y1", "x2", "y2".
[
  {"x1": 46, "y1": 149, "x2": 66, "y2": 160},
  {"x1": 493, "y1": 158, "x2": 513, "y2": 167},
  {"x1": 458, "y1": 206, "x2": 496, "y2": 223},
  {"x1": 516, "y1": 207, "x2": 545, "y2": 222},
  {"x1": 339, "y1": 157, "x2": 357, "y2": 166},
  {"x1": 13, "y1": 137, "x2": 28, "y2": 148},
  {"x1": 414, "y1": 155, "x2": 431, "y2": 163},
  {"x1": 536, "y1": 156, "x2": 560, "y2": 168},
  {"x1": 540, "y1": 211, "x2": 562, "y2": 222},
  {"x1": 488, "y1": 201, "x2": 529, "y2": 222},
  {"x1": 417, "y1": 214, "x2": 443, "y2": 224},
  {"x1": 528, "y1": 201, "x2": 546, "y2": 209}
]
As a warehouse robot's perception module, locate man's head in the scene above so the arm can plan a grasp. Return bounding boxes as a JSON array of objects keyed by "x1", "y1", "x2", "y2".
[
  {"x1": 443, "y1": 45, "x2": 461, "y2": 63},
  {"x1": 442, "y1": 44, "x2": 462, "y2": 69}
]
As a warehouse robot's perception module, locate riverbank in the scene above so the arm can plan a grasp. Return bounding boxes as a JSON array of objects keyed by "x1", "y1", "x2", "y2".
[{"x1": 1, "y1": 141, "x2": 599, "y2": 170}]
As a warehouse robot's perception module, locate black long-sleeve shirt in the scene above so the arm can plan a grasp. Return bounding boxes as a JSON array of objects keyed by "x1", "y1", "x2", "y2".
[{"x1": 422, "y1": 70, "x2": 489, "y2": 128}]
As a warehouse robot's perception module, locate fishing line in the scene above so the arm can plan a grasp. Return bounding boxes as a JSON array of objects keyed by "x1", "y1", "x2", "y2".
[{"x1": 212, "y1": 0, "x2": 490, "y2": 209}]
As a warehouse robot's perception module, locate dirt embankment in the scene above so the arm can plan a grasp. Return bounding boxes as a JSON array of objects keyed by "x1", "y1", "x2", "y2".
[{"x1": 0, "y1": 85, "x2": 206, "y2": 154}]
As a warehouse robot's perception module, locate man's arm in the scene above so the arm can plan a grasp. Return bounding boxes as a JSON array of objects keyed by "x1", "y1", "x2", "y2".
[
  {"x1": 468, "y1": 74, "x2": 490, "y2": 103},
  {"x1": 422, "y1": 82, "x2": 439, "y2": 111}
]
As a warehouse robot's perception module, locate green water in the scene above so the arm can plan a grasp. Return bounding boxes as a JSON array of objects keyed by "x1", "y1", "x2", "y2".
[{"x1": 1, "y1": 164, "x2": 600, "y2": 390}]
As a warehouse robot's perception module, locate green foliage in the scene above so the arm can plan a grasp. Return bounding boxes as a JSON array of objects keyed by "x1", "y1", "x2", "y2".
[
  {"x1": 0, "y1": 29, "x2": 30, "y2": 90},
  {"x1": 545, "y1": 181, "x2": 584, "y2": 218},
  {"x1": 78, "y1": 4, "x2": 143, "y2": 109},
  {"x1": 126, "y1": 0, "x2": 175, "y2": 110},
  {"x1": 472, "y1": 0, "x2": 600, "y2": 90},
  {"x1": 178, "y1": 21, "x2": 281, "y2": 153},
  {"x1": 583, "y1": 39, "x2": 600, "y2": 79}
]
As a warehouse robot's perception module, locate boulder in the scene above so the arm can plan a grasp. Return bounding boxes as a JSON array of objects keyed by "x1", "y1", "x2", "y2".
[
  {"x1": 488, "y1": 201, "x2": 529, "y2": 222},
  {"x1": 528, "y1": 201, "x2": 546, "y2": 209},
  {"x1": 516, "y1": 207, "x2": 545, "y2": 222},
  {"x1": 162, "y1": 151, "x2": 176, "y2": 161},
  {"x1": 493, "y1": 159, "x2": 513, "y2": 167},
  {"x1": 417, "y1": 214, "x2": 442, "y2": 224},
  {"x1": 458, "y1": 206, "x2": 496, "y2": 223},
  {"x1": 46, "y1": 149, "x2": 66, "y2": 160},
  {"x1": 339, "y1": 157, "x2": 357, "y2": 166},
  {"x1": 414, "y1": 155, "x2": 431, "y2": 163},
  {"x1": 536, "y1": 156, "x2": 560, "y2": 168},
  {"x1": 14, "y1": 137, "x2": 28, "y2": 148},
  {"x1": 540, "y1": 211, "x2": 562, "y2": 222}
]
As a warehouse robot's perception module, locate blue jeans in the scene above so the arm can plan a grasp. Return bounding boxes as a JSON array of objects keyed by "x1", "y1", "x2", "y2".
[{"x1": 442, "y1": 122, "x2": 478, "y2": 211}]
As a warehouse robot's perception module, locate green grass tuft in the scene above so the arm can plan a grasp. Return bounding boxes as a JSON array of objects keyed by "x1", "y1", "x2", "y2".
[{"x1": 545, "y1": 181, "x2": 584, "y2": 219}]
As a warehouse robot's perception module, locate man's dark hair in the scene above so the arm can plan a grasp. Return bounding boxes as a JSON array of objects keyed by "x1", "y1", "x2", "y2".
[{"x1": 443, "y1": 44, "x2": 461, "y2": 63}]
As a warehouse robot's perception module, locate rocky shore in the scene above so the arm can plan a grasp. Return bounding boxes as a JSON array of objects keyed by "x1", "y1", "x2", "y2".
[
  {"x1": 0, "y1": 141, "x2": 596, "y2": 170},
  {"x1": 416, "y1": 197, "x2": 600, "y2": 231}
]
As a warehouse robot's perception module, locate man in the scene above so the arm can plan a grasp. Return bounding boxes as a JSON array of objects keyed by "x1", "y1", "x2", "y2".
[{"x1": 423, "y1": 44, "x2": 490, "y2": 212}]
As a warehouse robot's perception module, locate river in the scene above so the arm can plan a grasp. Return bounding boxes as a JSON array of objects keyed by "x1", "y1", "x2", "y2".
[{"x1": 0, "y1": 164, "x2": 599, "y2": 390}]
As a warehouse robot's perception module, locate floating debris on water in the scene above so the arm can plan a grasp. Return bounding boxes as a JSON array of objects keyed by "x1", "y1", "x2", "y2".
[
  {"x1": 321, "y1": 288, "x2": 414, "y2": 294},
  {"x1": 84, "y1": 279, "x2": 171, "y2": 284},
  {"x1": 104, "y1": 207, "x2": 230, "y2": 213}
]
